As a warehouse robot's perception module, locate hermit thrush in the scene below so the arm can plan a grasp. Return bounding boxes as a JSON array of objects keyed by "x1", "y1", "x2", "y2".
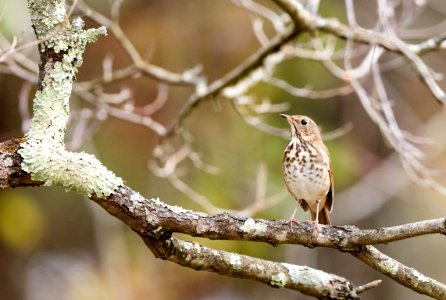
[{"x1": 281, "y1": 114, "x2": 333, "y2": 229}]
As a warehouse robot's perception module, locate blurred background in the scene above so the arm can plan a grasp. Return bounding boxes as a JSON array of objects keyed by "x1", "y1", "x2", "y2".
[{"x1": 1, "y1": 0, "x2": 446, "y2": 299}]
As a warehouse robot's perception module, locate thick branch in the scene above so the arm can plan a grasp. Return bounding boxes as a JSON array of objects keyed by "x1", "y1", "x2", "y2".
[
  {"x1": 3, "y1": 141, "x2": 446, "y2": 298},
  {"x1": 92, "y1": 188, "x2": 446, "y2": 299},
  {"x1": 143, "y1": 236, "x2": 364, "y2": 299},
  {"x1": 20, "y1": 0, "x2": 123, "y2": 197},
  {"x1": 92, "y1": 186, "x2": 446, "y2": 250},
  {"x1": 91, "y1": 187, "x2": 446, "y2": 299},
  {"x1": 1, "y1": 153, "x2": 444, "y2": 248},
  {"x1": 0, "y1": 141, "x2": 366, "y2": 298}
]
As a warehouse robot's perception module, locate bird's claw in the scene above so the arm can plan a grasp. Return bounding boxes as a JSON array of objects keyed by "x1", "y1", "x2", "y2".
[
  {"x1": 306, "y1": 220, "x2": 321, "y2": 233},
  {"x1": 288, "y1": 218, "x2": 299, "y2": 232}
]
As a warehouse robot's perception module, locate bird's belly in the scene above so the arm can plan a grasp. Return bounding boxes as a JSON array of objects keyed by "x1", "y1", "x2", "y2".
[{"x1": 283, "y1": 163, "x2": 330, "y2": 209}]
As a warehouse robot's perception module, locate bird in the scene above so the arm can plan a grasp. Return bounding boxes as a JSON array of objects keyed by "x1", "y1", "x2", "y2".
[{"x1": 281, "y1": 114, "x2": 333, "y2": 230}]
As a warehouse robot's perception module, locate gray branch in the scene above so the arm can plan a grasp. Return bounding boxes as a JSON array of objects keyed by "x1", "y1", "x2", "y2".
[
  {"x1": 352, "y1": 246, "x2": 446, "y2": 299},
  {"x1": 1, "y1": 149, "x2": 445, "y2": 298},
  {"x1": 143, "y1": 236, "x2": 370, "y2": 299},
  {"x1": 0, "y1": 140, "x2": 371, "y2": 299},
  {"x1": 272, "y1": 0, "x2": 446, "y2": 104},
  {"x1": 173, "y1": 25, "x2": 300, "y2": 136},
  {"x1": 169, "y1": 0, "x2": 446, "y2": 134}
]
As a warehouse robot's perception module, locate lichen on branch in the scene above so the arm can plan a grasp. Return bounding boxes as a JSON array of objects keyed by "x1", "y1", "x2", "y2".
[{"x1": 18, "y1": 0, "x2": 122, "y2": 197}]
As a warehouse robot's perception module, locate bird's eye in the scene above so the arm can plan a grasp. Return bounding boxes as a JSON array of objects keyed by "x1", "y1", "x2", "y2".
[{"x1": 301, "y1": 119, "x2": 308, "y2": 125}]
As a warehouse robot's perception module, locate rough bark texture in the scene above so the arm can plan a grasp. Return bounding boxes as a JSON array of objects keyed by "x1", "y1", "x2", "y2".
[
  {"x1": 143, "y1": 237, "x2": 361, "y2": 299},
  {"x1": 0, "y1": 138, "x2": 42, "y2": 188}
]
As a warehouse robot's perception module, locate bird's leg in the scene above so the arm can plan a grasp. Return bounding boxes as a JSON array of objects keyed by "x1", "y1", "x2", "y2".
[
  {"x1": 312, "y1": 199, "x2": 321, "y2": 232},
  {"x1": 288, "y1": 199, "x2": 301, "y2": 232}
]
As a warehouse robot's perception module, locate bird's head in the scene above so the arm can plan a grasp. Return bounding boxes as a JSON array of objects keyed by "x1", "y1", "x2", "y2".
[{"x1": 280, "y1": 114, "x2": 322, "y2": 142}]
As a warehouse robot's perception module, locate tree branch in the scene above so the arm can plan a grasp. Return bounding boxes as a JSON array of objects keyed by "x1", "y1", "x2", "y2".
[
  {"x1": 1, "y1": 149, "x2": 444, "y2": 248},
  {"x1": 169, "y1": 0, "x2": 446, "y2": 136},
  {"x1": 352, "y1": 246, "x2": 446, "y2": 299},
  {"x1": 142, "y1": 236, "x2": 367, "y2": 299},
  {"x1": 1, "y1": 145, "x2": 445, "y2": 298},
  {"x1": 272, "y1": 0, "x2": 446, "y2": 104},
  {"x1": 95, "y1": 187, "x2": 446, "y2": 299},
  {"x1": 76, "y1": 0, "x2": 202, "y2": 86},
  {"x1": 0, "y1": 139, "x2": 370, "y2": 299},
  {"x1": 20, "y1": 0, "x2": 123, "y2": 197},
  {"x1": 172, "y1": 25, "x2": 301, "y2": 136}
]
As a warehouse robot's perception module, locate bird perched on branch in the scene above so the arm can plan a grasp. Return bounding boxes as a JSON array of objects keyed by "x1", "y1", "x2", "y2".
[{"x1": 281, "y1": 114, "x2": 333, "y2": 230}]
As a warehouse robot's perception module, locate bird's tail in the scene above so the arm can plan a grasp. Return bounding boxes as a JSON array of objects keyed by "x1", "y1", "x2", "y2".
[{"x1": 311, "y1": 207, "x2": 331, "y2": 225}]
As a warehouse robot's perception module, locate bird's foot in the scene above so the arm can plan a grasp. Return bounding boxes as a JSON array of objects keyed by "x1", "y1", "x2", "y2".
[
  {"x1": 288, "y1": 203, "x2": 300, "y2": 232},
  {"x1": 306, "y1": 220, "x2": 321, "y2": 233},
  {"x1": 288, "y1": 217, "x2": 299, "y2": 232}
]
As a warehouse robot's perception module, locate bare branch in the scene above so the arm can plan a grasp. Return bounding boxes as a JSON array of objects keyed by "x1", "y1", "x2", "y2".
[
  {"x1": 355, "y1": 280, "x2": 382, "y2": 295},
  {"x1": 173, "y1": 25, "x2": 300, "y2": 135},
  {"x1": 272, "y1": 0, "x2": 446, "y2": 103},
  {"x1": 76, "y1": 0, "x2": 203, "y2": 86}
]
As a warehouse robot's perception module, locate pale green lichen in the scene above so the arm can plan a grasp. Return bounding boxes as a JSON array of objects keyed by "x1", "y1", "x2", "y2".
[
  {"x1": 150, "y1": 197, "x2": 206, "y2": 218},
  {"x1": 19, "y1": 1, "x2": 121, "y2": 198},
  {"x1": 151, "y1": 197, "x2": 192, "y2": 214},
  {"x1": 282, "y1": 263, "x2": 332, "y2": 286},
  {"x1": 275, "y1": 231, "x2": 288, "y2": 242},
  {"x1": 271, "y1": 272, "x2": 288, "y2": 287},
  {"x1": 152, "y1": 226, "x2": 163, "y2": 234},
  {"x1": 375, "y1": 257, "x2": 398, "y2": 276},
  {"x1": 181, "y1": 241, "x2": 207, "y2": 268},
  {"x1": 130, "y1": 192, "x2": 145, "y2": 203},
  {"x1": 182, "y1": 241, "x2": 202, "y2": 254},
  {"x1": 240, "y1": 218, "x2": 268, "y2": 235},
  {"x1": 255, "y1": 264, "x2": 265, "y2": 271},
  {"x1": 28, "y1": 0, "x2": 65, "y2": 38},
  {"x1": 196, "y1": 222, "x2": 207, "y2": 234},
  {"x1": 412, "y1": 269, "x2": 429, "y2": 283},
  {"x1": 228, "y1": 253, "x2": 242, "y2": 270},
  {"x1": 282, "y1": 263, "x2": 305, "y2": 284}
]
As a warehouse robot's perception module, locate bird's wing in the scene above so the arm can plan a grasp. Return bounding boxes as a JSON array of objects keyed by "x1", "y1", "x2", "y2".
[{"x1": 325, "y1": 162, "x2": 334, "y2": 212}]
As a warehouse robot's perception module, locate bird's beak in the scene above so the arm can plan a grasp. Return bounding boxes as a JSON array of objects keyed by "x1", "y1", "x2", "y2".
[{"x1": 280, "y1": 114, "x2": 291, "y2": 124}]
